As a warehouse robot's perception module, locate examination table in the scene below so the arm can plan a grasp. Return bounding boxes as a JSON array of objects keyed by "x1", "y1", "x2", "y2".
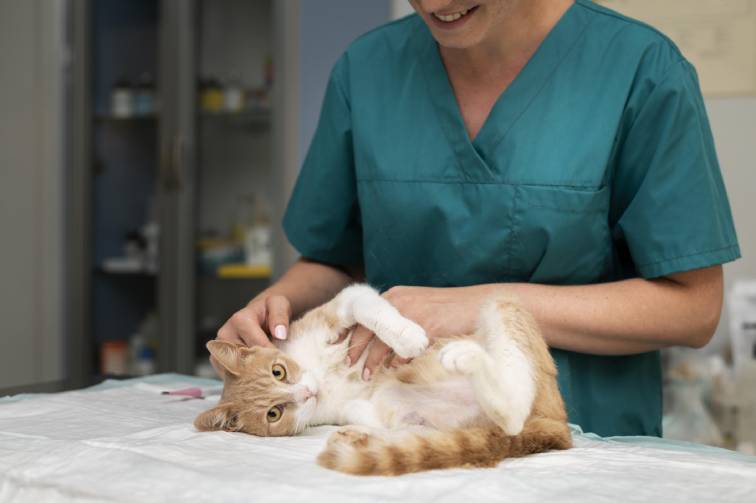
[{"x1": 1, "y1": 374, "x2": 754, "y2": 502}]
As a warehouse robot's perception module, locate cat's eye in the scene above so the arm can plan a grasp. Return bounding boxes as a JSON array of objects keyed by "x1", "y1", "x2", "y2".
[
  {"x1": 267, "y1": 406, "x2": 283, "y2": 423},
  {"x1": 271, "y1": 364, "x2": 287, "y2": 381}
]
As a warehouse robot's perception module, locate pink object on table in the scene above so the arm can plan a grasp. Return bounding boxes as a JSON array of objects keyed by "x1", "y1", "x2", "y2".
[{"x1": 161, "y1": 387, "x2": 203, "y2": 398}]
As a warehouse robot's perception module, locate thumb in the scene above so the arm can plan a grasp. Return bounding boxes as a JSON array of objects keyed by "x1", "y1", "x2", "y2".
[{"x1": 266, "y1": 295, "x2": 291, "y2": 340}]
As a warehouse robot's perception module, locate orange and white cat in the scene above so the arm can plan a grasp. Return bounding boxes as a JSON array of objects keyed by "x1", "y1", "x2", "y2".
[{"x1": 195, "y1": 284, "x2": 571, "y2": 475}]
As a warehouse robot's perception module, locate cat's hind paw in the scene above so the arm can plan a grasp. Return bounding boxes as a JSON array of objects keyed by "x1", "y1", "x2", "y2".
[
  {"x1": 328, "y1": 426, "x2": 378, "y2": 449},
  {"x1": 439, "y1": 340, "x2": 485, "y2": 375}
]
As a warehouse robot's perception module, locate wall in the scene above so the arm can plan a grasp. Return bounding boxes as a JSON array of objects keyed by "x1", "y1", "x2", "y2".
[
  {"x1": 297, "y1": 0, "x2": 390, "y2": 163},
  {"x1": 276, "y1": 0, "x2": 390, "y2": 269},
  {"x1": 706, "y1": 98, "x2": 756, "y2": 352},
  {"x1": 390, "y1": 0, "x2": 415, "y2": 19},
  {"x1": 0, "y1": 0, "x2": 65, "y2": 389}
]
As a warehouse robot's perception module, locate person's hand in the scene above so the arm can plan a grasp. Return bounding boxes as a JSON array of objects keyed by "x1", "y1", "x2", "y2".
[
  {"x1": 345, "y1": 286, "x2": 486, "y2": 380},
  {"x1": 212, "y1": 295, "x2": 291, "y2": 375}
]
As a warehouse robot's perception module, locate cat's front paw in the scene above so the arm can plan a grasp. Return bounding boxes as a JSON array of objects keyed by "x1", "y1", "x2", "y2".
[
  {"x1": 439, "y1": 340, "x2": 485, "y2": 375},
  {"x1": 387, "y1": 321, "x2": 429, "y2": 359}
]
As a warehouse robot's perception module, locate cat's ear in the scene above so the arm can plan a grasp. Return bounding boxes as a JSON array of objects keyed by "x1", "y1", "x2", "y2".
[
  {"x1": 207, "y1": 340, "x2": 244, "y2": 376},
  {"x1": 194, "y1": 403, "x2": 240, "y2": 432}
]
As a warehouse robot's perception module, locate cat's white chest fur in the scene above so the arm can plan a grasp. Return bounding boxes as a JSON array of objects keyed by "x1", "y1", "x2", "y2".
[
  {"x1": 279, "y1": 326, "x2": 373, "y2": 426},
  {"x1": 279, "y1": 327, "x2": 480, "y2": 431}
]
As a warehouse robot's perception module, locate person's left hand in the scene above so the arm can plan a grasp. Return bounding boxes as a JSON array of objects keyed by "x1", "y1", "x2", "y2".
[{"x1": 343, "y1": 285, "x2": 487, "y2": 380}]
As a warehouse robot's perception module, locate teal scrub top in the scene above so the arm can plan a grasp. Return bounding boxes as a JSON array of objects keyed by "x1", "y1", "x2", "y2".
[{"x1": 283, "y1": 0, "x2": 740, "y2": 437}]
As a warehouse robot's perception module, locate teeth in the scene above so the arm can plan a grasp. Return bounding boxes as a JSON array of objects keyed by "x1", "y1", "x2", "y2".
[{"x1": 434, "y1": 8, "x2": 469, "y2": 23}]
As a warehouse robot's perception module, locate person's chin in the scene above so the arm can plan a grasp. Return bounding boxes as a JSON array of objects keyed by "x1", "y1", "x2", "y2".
[{"x1": 428, "y1": 20, "x2": 488, "y2": 49}]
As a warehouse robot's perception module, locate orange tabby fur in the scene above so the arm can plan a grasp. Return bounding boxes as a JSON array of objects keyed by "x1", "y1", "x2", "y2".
[
  {"x1": 196, "y1": 288, "x2": 571, "y2": 476},
  {"x1": 316, "y1": 299, "x2": 571, "y2": 475}
]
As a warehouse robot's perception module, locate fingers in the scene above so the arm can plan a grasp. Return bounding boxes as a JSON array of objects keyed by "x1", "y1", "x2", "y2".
[
  {"x1": 333, "y1": 328, "x2": 350, "y2": 345},
  {"x1": 363, "y1": 339, "x2": 391, "y2": 380},
  {"x1": 217, "y1": 310, "x2": 274, "y2": 348},
  {"x1": 347, "y1": 325, "x2": 373, "y2": 367},
  {"x1": 238, "y1": 322, "x2": 275, "y2": 348},
  {"x1": 265, "y1": 295, "x2": 291, "y2": 341},
  {"x1": 391, "y1": 356, "x2": 411, "y2": 368},
  {"x1": 383, "y1": 351, "x2": 395, "y2": 368}
]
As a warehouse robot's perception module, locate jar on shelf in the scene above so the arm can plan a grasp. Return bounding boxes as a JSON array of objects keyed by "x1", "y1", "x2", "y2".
[
  {"x1": 234, "y1": 194, "x2": 272, "y2": 270},
  {"x1": 111, "y1": 77, "x2": 134, "y2": 118},
  {"x1": 199, "y1": 78, "x2": 224, "y2": 113},
  {"x1": 224, "y1": 73, "x2": 244, "y2": 113},
  {"x1": 134, "y1": 72, "x2": 156, "y2": 116},
  {"x1": 101, "y1": 341, "x2": 129, "y2": 376}
]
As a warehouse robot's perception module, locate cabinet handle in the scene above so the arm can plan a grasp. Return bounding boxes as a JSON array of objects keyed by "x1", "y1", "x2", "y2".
[
  {"x1": 161, "y1": 133, "x2": 184, "y2": 191},
  {"x1": 172, "y1": 132, "x2": 185, "y2": 190},
  {"x1": 160, "y1": 137, "x2": 171, "y2": 189}
]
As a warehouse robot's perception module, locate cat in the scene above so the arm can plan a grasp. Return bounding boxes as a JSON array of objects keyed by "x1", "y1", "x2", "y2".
[{"x1": 195, "y1": 284, "x2": 571, "y2": 475}]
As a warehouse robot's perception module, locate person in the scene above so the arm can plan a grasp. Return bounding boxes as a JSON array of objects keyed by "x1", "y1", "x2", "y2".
[{"x1": 215, "y1": 0, "x2": 740, "y2": 437}]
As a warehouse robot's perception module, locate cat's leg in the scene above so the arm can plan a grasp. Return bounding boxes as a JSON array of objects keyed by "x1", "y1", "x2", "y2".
[
  {"x1": 438, "y1": 302, "x2": 537, "y2": 435},
  {"x1": 324, "y1": 284, "x2": 429, "y2": 359},
  {"x1": 348, "y1": 288, "x2": 428, "y2": 359},
  {"x1": 309, "y1": 285, "x2": 381, "y2": 344}
]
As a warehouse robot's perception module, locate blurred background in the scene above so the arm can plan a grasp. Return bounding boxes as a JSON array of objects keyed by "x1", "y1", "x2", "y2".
[{"x1": 0, "y1": 0, "x2": 754, "y2": 451}]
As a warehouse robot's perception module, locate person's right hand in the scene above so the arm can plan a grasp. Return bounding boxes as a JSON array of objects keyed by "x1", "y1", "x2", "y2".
[
  {"x1": 211, "y1": 295, "x2": 291, "y2": 377},
  {"x1": 214, "y1": 294, "x2": 291, "y2": 358}
]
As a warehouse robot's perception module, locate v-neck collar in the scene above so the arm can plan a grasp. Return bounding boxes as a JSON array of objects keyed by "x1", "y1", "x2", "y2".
[{"x1": 419, "y1": 1, "x2": 591, "y2": 180}]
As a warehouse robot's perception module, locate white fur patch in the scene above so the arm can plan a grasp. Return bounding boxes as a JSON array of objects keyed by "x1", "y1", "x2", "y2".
[
  {"x1": 333, "y1": 284, "x2": 378, "y2": 327},
  {"x1": 351, "y1": 294, "x2": 428, "y2": 358},
  {"x1": 474, "y1": 302, "x2": 536, "y2": 435},
  {"x1": 439, "y1": 340, "x2": 485, "y2": 375}
]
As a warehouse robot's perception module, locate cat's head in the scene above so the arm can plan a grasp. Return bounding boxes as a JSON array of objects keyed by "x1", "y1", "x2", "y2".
[{"x1": 194, "y1": 340, "x2": 319, "y2": 436}]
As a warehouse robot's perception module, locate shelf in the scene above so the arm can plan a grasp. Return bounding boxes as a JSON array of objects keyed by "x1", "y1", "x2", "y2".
[
  {"x1": 96, "y1": 266, "x2": 157, "y2": 278},
  {"x1": 199, "y1": 109, "x2": 271, "y2": 129},
  {"x1": 216, "y1": 263, "x2": 271, "y2": 279},
  {"x1": 95, "y1": 114, "x2": 157, "y2": 124}
]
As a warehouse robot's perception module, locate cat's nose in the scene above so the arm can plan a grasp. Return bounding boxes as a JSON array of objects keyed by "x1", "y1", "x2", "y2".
[{"x1": 293, "y1": 385, "x2": 317, "y2": 402}]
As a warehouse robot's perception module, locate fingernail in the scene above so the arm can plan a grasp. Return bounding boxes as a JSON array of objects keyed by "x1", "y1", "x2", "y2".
[
  {"x1": 274, "y1": 325, "x2": 287, "y2": 340},
  {"x1": 362, "y1": 368, "x2": 371, "y2": 381},
  {"x1": 344, "y1": 356, "x2": 351, "y2": 367}
]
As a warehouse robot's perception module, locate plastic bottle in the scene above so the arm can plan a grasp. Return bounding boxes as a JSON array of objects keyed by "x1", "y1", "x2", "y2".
[
  {"x1": 111, "y1": 77, "x2": 134, "y2": 118},
  {"x1": 735, "y1": 342, "x2": 756, "y2": 452}
]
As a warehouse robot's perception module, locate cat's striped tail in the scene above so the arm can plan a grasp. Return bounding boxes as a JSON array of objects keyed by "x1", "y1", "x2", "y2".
[{"x1": 316, "y1": 418, "x2": 571, "y2": 476}]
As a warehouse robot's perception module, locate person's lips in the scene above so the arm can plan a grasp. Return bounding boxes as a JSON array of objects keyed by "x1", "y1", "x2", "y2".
[{"x1": 430, "y1": 5, "x2": 479, "y2": 28}]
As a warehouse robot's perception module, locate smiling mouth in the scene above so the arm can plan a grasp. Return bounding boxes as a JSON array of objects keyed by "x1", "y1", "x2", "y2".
[{"x1": 432, "y1": 5, "x2": 478, "y2": 23}]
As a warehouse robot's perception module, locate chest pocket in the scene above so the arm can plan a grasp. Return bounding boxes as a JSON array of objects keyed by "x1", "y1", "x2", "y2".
[{"x1": 510, "y1": 184, "x2": 612, "y2": 284}]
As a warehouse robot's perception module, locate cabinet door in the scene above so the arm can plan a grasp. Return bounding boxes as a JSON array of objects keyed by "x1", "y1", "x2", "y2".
[
  {"x1": 192, "y1": 0, "x2": 277, "y2": 377},
  {"x1": 158, "y1": 0, "x2": 197, "y2": 374},
  {"x1": 158, "y1": 0, "x2": 296, "y2": 376}
]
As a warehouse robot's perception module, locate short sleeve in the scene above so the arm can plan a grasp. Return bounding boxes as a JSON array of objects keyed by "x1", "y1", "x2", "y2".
[
  {"x1": 610, "y1": 59, "x2": 740, "y2": 278},
  {"x1": 282, "y1": 56, "x2": 363, "y2": 267}
]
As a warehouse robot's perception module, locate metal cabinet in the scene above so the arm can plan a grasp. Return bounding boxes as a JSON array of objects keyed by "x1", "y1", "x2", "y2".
[{"x1": 67, "y1": 0, "x2": 299, "y2": 387}]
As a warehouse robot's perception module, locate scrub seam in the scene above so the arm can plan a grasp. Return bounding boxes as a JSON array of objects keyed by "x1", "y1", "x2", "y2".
[
  {"x1": 575, "y1": 0, "x2": 685, "y2": 61},
  {"x1": 356, "y1": 178, "x2": 602, "y2": 189},
  {"x1": 525, "y1": 206, "x2": 605, "y2": 214},
  {"x1": 636, "y1": 243, "x2": 740, "y2": 268},
  {"x1": 486, "y1": 8, "x2": 594, "y2": 153},
  {"x1": 508, "y1": 186, "x2": 521, "y2": 276}
]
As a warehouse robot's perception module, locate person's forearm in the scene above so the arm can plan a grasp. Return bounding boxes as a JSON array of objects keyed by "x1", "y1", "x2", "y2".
[
  {"x1": 254, "y1": 258, "x2": 355, "y2": 318},
  {"x1": 466, "y1": 267, "x2": 723, "y2": 355}
]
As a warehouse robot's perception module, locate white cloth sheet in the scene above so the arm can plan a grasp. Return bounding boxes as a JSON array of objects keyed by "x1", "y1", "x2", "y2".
[{"x1": 0, "y1": 375, "x2": 754, "y2": 503}]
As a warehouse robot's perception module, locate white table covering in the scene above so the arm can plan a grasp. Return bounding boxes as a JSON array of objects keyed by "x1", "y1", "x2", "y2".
[{"x1": 1, "y1": 374, "x2": 754, "y2": 503}]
